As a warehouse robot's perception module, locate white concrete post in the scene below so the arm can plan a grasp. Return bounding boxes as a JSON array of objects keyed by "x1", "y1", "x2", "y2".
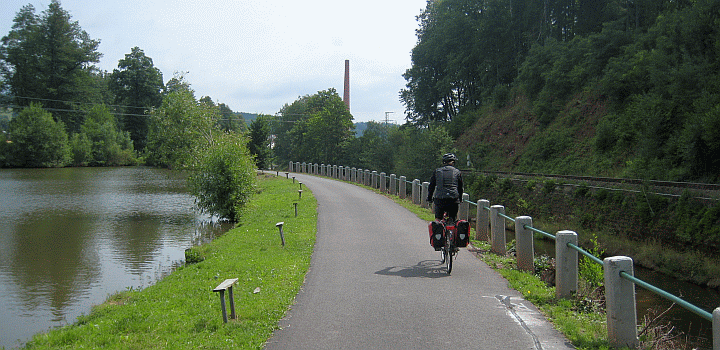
[
  {"x1": 399, "y1": 176, "x2": 407, "y2": 199},
  {"x1": 476, "y1": 199, "x2": 490, "y2": 241},
  {"x1": 556, "y1": 231, "x2": 578, "y2": 299},
  {"x1": 604, "y1": 256, "x2": 639, "y2": 349},
  {"x1": 371, "y1": 171, "x2": 378, "y2": 188},
  {"x1": 713, "y1": 307, "x2": 720, "y2": 350},
  {"x1": 515, "y1": 216, "x2": 534, "y2": 273},
  {"x1": 295, "y1": 162, "x2": 300, "y2": 173},
  {"x1": 289, "y1": 161, "x2": 293, "y2": 172},
  {"x1": 390, "y1": 174, "x2": 396, "y2": 195},
  {"x1": 490, "y1": 205, "x2": 506, "y2": 255},
  {"x1": 380, "y1": 172, "x2": 387, "y2": 192},
  {"x1": 339, "y1": 166, "x2": 344, "y2": 179},
  {"x1": 459, "y1": 193, "x2": 469, "y2": 221},
  {"x1": 421, "y1": 182, "x2": 430, "y2": 208},
  {"x1": 365, "y1": 170, "x2": 371, "y2": 186},
  {"x1": 412, "y1": 179, "x2": 420, "y2": 205}
]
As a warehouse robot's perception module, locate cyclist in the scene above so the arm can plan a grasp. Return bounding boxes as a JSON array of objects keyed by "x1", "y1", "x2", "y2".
[{"x1": 427, "y1": 153, "x2": 464, "y2": 224}]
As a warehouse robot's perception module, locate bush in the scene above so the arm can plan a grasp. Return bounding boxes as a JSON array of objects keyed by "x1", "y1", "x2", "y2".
[
  {"x1": 188, "y1": 134, "x2": 257, "y2": 222},
  {"x1": 7, "y1": 103, "x2": 70, "y2": 167}
]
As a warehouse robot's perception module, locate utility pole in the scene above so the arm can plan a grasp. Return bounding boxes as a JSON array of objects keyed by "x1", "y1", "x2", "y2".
[{"x1": 384, "y1": 111, "x2": 394, "y2": 124}]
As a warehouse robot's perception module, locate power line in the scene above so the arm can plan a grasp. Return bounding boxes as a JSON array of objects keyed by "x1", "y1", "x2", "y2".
[
  {"x1": 9, "y1": 95, "x2": 151, "y2": 111},
  {"x1": 0, "y1": 104, "x2": 149, "y2": 117}
]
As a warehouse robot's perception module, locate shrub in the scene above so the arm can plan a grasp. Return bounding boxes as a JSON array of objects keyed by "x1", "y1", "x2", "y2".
[
  {"x1": 7, "y1": 103, "x2": 70, "y2": 167},
  {"x1": 188, "y1": 133, "x2": 257, "y2": 222}
]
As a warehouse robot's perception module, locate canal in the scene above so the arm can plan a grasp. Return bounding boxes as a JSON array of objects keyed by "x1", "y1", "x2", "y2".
[{"x1": 0, "y1": 167, "x2": 232, "y2": 349}]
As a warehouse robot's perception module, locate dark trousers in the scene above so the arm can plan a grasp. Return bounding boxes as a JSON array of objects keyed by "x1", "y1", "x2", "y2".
[{"x1": 433, "y1": 198, "x2": 459, "y2": 222}]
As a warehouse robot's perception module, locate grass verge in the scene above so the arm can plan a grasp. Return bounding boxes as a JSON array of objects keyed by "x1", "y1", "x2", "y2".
[{"x1": 24, "y1": 174, "x2": 316, "y2": 349}]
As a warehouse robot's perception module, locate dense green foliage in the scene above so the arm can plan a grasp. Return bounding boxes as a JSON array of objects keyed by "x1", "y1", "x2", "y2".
[
  {"x1": 402, "y1": 0, "x2": 720, "y2": 183},
  {"x1": 145, "y1": 83, "x2": 216, "y2": 169},
  {"x1": 0, "y1": 2, "x2": 252, "y2": 167},
  {"x1": 108, "y1": 47, "x2": 164, "y2": 150},
  {"x1": 70, "y1": 105, "x2": 135, "y2": 166},
  {"x1": 189, "y1": 134, "x2": 256, "y2": 222},
  {"x1": 23, "y1": 176, "x2": 317, "y2": 349},
  {"x1": 0, "y1": 1, "x2": 101, "y2": 133},
  {"x1": 273, "y1": 89, "x2": 353, "y2": 166},
  {"x1": 248, "y1": 115, "x2": 273, "y2": 169},
  {"x1": 6, "y1": 103, "x2": 70, "y2": 167}
]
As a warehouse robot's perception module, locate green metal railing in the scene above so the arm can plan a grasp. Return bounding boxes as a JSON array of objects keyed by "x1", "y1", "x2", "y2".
[
  {"x1": 464, "y1": 198, "x2": 714, "y2": 323},
  {"x1": 295, "y1": 162, "x2": 717, "y2": 330}
]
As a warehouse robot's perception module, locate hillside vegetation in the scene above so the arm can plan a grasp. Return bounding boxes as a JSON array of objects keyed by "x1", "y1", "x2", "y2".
[{"x1": 402, "y1": 0, "x2": 720, "y2": 183}]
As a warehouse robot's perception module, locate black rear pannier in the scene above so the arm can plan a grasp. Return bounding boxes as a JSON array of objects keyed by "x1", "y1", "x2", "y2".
[
  {"x1": 428, "y1": 221, "x2": 445, "y2": 250},
  {"x1": 455, "y1": 220, "x2": 470, "y2": 247}
]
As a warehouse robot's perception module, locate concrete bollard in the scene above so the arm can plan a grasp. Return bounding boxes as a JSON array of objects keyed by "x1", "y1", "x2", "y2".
[
  {"x1": 421, "y1": 182, "x2": 430, "y2": 208},
  {"x1": 372, "y1": 171, "x2": 378, "y2": 188},
  {"x1": 295, "y1": 162, "x2": 300, "y2": 173},
  {"x1": 713, "y1": 307, "x2": 720, "y2": 350},
  {"x1": 604, "y1": 256, "x2": 639, "y2": 349},
  {"x1": 380, "y1": 172, "x2": 387, "y2": 192},
  {"x1": 556, "y1": 231, "x2": 578, "y2": 299},
  {"x1": 459, "y1": 193, "x2": 469, "y2": 221},
  {"x1": 365, "y1": 170, "x2": 371, "y2": 186},
  {"x1": 515, "y1": 216, "x2": 534, "y2": 272},
  {"x1": 476, "y1": 199, "x2": 490, "y2": 241},
  {"x1": 302, "y1": 162, "x2": 306, "y2": 173},
  {"x1": 490, "y1": 205, "x2": 506, "y2": 255},
  {"x1": 412, "y1": 179, "x2": 420, "y2": 205},
  {"x1": 399, "y1": 176, "x2": 407, "y2": 199},
  {"x1": 289, "y1": 161, "x2": 293, "y2": 172},
  {"x1": 390, "y1": 174, "x2": 396, "y2": 195}
]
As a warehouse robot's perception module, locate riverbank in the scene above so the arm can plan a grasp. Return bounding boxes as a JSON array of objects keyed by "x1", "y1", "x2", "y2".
[{"x1": 22, "y1": 174, "x2": 317, "y2": 349}]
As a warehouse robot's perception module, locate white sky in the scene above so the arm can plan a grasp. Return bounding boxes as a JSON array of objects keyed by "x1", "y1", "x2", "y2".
[{"x1": 1, "y1": 0, "x2": 429, "y2": 122}]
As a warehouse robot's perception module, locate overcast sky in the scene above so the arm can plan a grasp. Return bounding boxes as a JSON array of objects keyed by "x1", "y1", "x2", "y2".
[{"x1": 2, "y1": 0, "x2": 429, "y2": 122}]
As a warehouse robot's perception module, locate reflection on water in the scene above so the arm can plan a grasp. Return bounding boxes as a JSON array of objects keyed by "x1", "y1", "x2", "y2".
[{"x1": 0, "y1": 167, "x2": 232, "y2": 349}]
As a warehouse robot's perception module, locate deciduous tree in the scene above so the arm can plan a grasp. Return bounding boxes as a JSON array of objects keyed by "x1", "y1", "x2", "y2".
[
  {"x1": 0, "y1": 0, "x2": 101, "y2": 133},
  {"x1": 108, "y1": 47, "x2": 164, "y2": 150}
]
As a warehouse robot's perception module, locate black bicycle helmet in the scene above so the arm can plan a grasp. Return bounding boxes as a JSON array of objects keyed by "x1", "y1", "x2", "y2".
[{"x1": 442, "y1": 153, "x2": 458, "y2": 163}]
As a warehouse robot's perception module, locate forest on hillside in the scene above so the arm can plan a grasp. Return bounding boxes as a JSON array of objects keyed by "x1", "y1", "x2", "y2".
[{"x1": 402, "y1": 0, "x2": 720, "y2": 183}]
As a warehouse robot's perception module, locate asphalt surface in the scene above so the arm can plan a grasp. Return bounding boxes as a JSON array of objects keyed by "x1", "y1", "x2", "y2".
[{"x1": 264, "y1": 174, "x2": 576, "y2": 350}]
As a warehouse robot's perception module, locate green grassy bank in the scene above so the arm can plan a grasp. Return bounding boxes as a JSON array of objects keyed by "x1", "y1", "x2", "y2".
[{"x1": 23, "y1": 174, "x2": 316, "y2": 349}]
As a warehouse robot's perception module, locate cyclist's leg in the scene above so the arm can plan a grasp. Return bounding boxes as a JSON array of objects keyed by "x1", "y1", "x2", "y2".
[
  {"x1": 433, "y1": 199, "x2": 445, "y2": 221},
  {"x1": 446, "y1": 202, "x2": 459, "y2": 224}
]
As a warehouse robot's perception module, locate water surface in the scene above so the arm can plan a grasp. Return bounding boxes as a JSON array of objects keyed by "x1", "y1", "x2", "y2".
[{"x1": 0, "y1": 167, "x2": 231, "y2": 349}]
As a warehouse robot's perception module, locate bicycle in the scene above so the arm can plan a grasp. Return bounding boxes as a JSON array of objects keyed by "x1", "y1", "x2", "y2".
[{"x1": 431, "y1": 215, "x2": 459, "y2": 274}]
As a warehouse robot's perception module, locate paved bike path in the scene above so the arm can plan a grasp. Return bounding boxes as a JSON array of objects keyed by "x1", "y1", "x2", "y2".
[{"x1": 265, "y1": 174, "x2": 575, "y2": 350}]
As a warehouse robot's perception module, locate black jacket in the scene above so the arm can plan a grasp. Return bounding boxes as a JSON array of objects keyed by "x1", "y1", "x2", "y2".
[{"x1": 427, "y1": 165, "x2": 463, "y2": 203}]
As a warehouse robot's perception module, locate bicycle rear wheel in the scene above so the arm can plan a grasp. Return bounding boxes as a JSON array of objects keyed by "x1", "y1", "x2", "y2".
[{"x1": 445, "y1": 234, "x2": 453, "y2": 274}]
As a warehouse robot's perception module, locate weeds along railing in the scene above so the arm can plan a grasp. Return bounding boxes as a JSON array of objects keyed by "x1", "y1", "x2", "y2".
[{"x1": 289, "y1": 162, "x2": 720, "y2": 350}]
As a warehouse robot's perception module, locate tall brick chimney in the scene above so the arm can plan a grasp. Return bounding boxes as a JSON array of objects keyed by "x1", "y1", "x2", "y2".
[{"x1": 343, "y1": 60, "x2": 350, "y2": 110}]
